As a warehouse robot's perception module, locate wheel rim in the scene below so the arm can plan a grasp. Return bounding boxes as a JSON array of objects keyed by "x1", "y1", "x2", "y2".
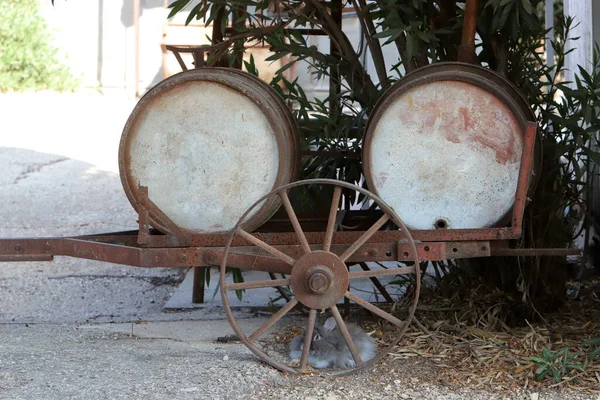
[{"x1": 219, "y1": 178, "x2": 420, "y2": 376}]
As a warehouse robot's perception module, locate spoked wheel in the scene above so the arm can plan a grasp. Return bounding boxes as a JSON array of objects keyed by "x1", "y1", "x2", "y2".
[{"x1": 219, "y1": 179, "x2": 420, "y2": 376}]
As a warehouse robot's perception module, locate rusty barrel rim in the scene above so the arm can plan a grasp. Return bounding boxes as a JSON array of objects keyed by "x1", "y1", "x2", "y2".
[
  {"x1": 362, "y1": 62, "x2": 541, "y2": 229},
  {"x1": 119, "y1": 67, "x2": 300, "y2": 235}
]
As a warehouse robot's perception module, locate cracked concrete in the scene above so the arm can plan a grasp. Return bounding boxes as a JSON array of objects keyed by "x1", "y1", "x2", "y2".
[
  {"x1": 12, "y1": 157, "x2": 69, "y2": 185},
  {"x1": 0, "y1": 91, "x2": 187, "y2": 324}
]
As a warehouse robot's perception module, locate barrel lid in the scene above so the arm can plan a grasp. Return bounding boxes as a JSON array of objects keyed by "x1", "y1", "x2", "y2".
[
  {"x1": 119, "y1": 68, "x2": 299, "y2": 235},
  {"x1": 363, "y1": 63, "x2": 538, "y2": 230}
]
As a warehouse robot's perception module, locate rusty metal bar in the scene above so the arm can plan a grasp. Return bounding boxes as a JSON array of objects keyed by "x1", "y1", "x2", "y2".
[
  {"x1": 349, "y1": 266, "x2": 414, "y2": 279},
  {"x1": 139, "y1": 185, "x2": 191, "y2": 245},
  {"x1": 74, "y1": 224, "x2": 519, "y2": 249},
  {"x1": 0, "y1": 234, "x2": 574, "y2": 272},
  {"x1": 345, "y1": 291, "x2": 405, "y2": 328},
  {"x1": 224, "y1": 278, "x2": 290, "y2": 291},
  {"x1": 330, "y1": 305, "x2": 363, "y2": 366},
  {"x1": 248, "y1": 298, "x2": 298, "y2": 343},
  {"x1": 299, "y1": 309, "x2": 317, "y2": 371},
  {"x1": 323, "y1": 186, "x2": 342, "y2": 252},
  {"x1": 340, "y1": 214, "x2": 390, "y2": 261},
  {"x1": 411, "y1": 227, "x2": 518, "y2": 242},
  {"x1": 512, "y1": 121, "x2": 537, "y2": 237},
  {"x1": 205, "y1": 250, "x2": 293, "y2": 274},
  {"x1": 137, "y1": 187, "x2": 151, "y2": 246},
  {"x1": 457, "y1": 0, "x2": 478, "y2": 64},
  {"x1": 402, "y1": 241, "x2": 491, "y2": 261}
]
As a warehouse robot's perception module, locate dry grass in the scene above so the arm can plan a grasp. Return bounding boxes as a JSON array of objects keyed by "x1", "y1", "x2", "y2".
[{"x1": 380, "y1": 278, "x2": 600, "y2": 394}]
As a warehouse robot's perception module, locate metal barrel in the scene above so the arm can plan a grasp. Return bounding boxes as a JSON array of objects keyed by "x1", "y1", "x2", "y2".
[
  {"x1": 362, "y1": 62, "x2": 540, "y2": 230},
  {"x1": 119, "y1": 68, "x2": 300, "y2": 235}
]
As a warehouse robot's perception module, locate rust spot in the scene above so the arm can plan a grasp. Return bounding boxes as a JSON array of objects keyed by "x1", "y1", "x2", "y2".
[
  {"x1": 471, "y1": 132, "x2": 515, "y2": 165},
  {"x1": 210, "y1": 224, "x2": 224, "y2": 229},
  {"x1": 376, "y1": 172, "x2": 389, "y2": 188},
  {"x1": 421, "y1": 112, "x2": 439, "y2": 129},
  {"x1": 445, "y1": 130, "x2": 461, "y2": 143},
  {"x1": 459, "y1": 107, "x2": 474, "y2": 131}
]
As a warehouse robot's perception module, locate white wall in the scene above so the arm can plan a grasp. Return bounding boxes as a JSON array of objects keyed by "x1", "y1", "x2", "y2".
[
  {"x1": 37, "y1": 1, "x2": 399, "y2": 99},
  {"x1": 40, "y1": 0, "x2": 169, "y2": 95},
  {"x1": 564, "y1": 0, "x2": 594, "y2": 84}
]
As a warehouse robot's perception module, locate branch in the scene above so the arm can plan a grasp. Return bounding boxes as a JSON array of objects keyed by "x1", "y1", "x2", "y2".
[
  {"x1": 351, "y1": 0, "x2": 388, "y2": 85},
  {"x1": 304, "y1": 0, "x2": 378, "y2": 106},
  {"x1": 204, "y1": 22, "x2": 289, "y2": 67},
  {"x1": 394, "y1": 31, "x2": 417, "y2": 73}
]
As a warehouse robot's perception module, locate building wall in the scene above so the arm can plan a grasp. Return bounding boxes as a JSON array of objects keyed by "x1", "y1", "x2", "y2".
[
  {"x1": 40, "y1": 0, "x2": 169, "y2": 95},
  {"x1": 37, "y1": 1, "x2": 401, "y2": 100}
]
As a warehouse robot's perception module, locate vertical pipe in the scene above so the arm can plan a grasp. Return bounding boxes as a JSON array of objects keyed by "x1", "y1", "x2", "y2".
[
  {"x1": 329, "y1": 0, "x2": 343, "y2": 117},
  {"x1": 545, "y1": 0, "x2": 554, "y2": 69},
  {"x1": 97, "y1": 0, "x2": 104, "y2": 87},
  {"x1": 457, "y1": 0, "x2": 478, "y2": 64},
  {"x1": 134, "y1": 0, "x2": 140, "y2": 97},
  {"x1": 211, "y1": 7, "x2": 226, "y2": 66}
]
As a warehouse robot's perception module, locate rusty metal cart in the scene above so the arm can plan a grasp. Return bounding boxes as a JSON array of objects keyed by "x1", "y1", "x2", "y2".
[{"x1": 0, "y1": 0, "x2": 579, "y2": 377}]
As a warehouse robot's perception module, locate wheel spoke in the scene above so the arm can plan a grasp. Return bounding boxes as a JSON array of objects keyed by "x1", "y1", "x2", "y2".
[
  {"x1": 330, "y1": 305, "x2": 362, "y2": 366},
  {"x1": 339, "y1": 214, "x2": 390, "y2": 262},
  {"x1": 299, "y1": 309, "x2": 317, "y2": 371},
  {"x1": 358, "y1": 262, "x2": 394, "y2": 303},
  {"x1": 348, "y1": 265, "x2": 415, "y2": 280},
  {"x1": 345, "y1": 291, "x2": 406, "y2": 328},
  {"x1": 323, "y1": 185, "x2": 342, "y2": 252},
  {"x1": 279, "y1": 190, "x2": 311, "y2": 254},
  {"x1": 269, "y1": 272, "x2": 293, "y2": 302},
  {"x1": 225, "y1": 278, "x2": 289, "y2": 291},
  {"x1": 248, "y1": 298, "x2": 298, "y2": 343},
  {"x1": 237, "y1": 229, "x2": 295, "y2": 265}
]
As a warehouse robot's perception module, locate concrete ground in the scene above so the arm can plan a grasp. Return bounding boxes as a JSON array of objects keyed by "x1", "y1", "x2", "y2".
[{"x1": 0, "y1": 91, "x2": 593, "y2": 400}]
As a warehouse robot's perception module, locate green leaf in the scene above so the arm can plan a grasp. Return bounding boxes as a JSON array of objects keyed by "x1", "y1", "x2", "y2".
[
  {"x1": 373, "y1": 28, "x2": 406, "y2": 41},
  {"x1": 185, "y1": 3, "x2": 202, "y2": 25},
  {"x1": 243, "y1": 54, "x2": 260, "y2": 77},
  {"x1": 168, "y1": 0, "x2": 192, "y2": 19},
  {"x1": 520, "y1": 0, "x2": 533, "y2": 14},
  {"x1": 265, "y1": 51, "x2": 290, "y2": 62}
]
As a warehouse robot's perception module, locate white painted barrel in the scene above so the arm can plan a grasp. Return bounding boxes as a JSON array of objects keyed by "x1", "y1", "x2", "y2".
[
  {"x1": 363, "y1": 63, "x2": 535, "y2": 230},
  {"x1": 119, "y1": 68, "x2": 299, "y2": 235}
]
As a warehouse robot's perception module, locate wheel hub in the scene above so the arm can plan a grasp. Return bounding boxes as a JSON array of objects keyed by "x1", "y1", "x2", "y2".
[
  {"x1": 307, "y1": 266, "x2": 334, "y2": 294},
  {"x1": 290, "y1": 251, "x2": 348, "y2": 309}
]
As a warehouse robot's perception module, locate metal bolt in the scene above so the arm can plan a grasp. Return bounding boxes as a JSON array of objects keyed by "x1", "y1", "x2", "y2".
[
  {"x1": 306, "y1": 266, "x2": 333, "y2": 295},
  {"x1": 205, "y1": 251, "x2": 218, "y2": 265},
  {"x1": 44, "y1": 243, "x2": 52, "y2": 251},
  {"x1": 14, "y1": 244, "x2": 23, "y2": 252},
  {"x1": 179, "y1": 254, "x2": 188, "y2": 263}
]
